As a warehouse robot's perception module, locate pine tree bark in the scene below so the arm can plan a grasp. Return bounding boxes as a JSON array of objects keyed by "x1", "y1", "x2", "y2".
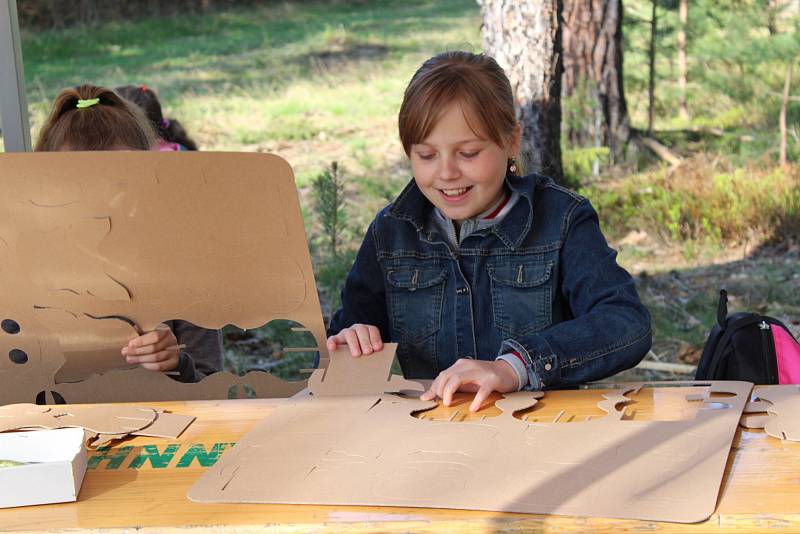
[
  {"x1": 479, "y1": 0, "x2": 564, "y2": 182},
  {"x1": 562, "y1": 0, "x2": 630, "y2": 163}
]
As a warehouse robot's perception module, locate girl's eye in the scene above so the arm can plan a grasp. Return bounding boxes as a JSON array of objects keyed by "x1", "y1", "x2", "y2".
[
  {"x1": 417, "y1": 153, "x2": 436, "y2": 161},
  {"x1": 461, "y1": 150, "x2": 480, "y2": 159}
]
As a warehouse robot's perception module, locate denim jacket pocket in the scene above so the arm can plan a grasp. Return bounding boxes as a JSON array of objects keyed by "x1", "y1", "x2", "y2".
[
  {"x1": 386, "y1": 267, "x2": 447, "y2": 344},
  {"x1": 488, "y1": 260, "x2": 554, "y2": 337}
]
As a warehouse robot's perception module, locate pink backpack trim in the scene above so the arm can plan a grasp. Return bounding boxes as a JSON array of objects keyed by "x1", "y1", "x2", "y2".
[{"x1": 774, "y1": 325, "x2": 800, "y2": 384}]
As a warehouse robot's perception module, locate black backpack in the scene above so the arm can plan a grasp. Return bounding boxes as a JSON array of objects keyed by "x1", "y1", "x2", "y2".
[{"x1": 695, "y1": 289, "x2": 800, "y2": 384}]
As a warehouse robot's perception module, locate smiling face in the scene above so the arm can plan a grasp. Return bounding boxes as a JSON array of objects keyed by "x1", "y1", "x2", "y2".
[{"x1": 410, "y1": 102, "x2": 520, "y2": 223}]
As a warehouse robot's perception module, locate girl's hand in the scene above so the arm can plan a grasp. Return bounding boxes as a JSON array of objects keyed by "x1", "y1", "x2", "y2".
[
  {"x1": 326, "y1": 324, "x2": 383, "y2": 357},
  {"x1": 420, "y1": 358, "x2": 519, "y2": 412},
  {"x1": 121, "y1": 323, "x2": 180, "y2": 372}
]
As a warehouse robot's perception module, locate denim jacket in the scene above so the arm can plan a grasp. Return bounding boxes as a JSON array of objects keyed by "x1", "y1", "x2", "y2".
[{"x1": 328, "y1": 173, "x2": 652, "y2": 389}]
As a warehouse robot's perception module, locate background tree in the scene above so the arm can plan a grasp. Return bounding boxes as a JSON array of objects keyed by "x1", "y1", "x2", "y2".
[
  {"x1": 647, "y1": 0, "x2": 658, "y2": 136},
  {"x1": 309, "y1": 161, "x2": 357, "y2": 315},
  {"x1": 677, "y1": 0, "x2": 688, "y2": 121},
  {"x1": 479, "y1": 0, "x2": 564, "y2": 181},
  {"x1": 562, "y1": 0, "x2": 630, "y2": 163}
]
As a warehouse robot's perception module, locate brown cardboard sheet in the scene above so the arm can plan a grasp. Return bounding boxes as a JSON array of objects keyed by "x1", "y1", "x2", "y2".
[
  {"x1": 740, "y1": 385, "x2": 800, "y2": 440},
  {"x1": 308, "y1": 343, "x2": 423, "y2": 396},
  {"x1": 0, "y1": 403, "x2": 194, "y2": 447},
  {"x1": 189, "y1": 345, "x2": 752, "y2": 523},
  {"x1": 133, "y1": 411, "x2": 196, "y2": 439},
  {"x1": 0, "y1": 152, "x2": 328, "y2": 404}
]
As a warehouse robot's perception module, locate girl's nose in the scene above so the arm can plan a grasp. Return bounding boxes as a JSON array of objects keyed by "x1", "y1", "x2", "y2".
[{"x1": 439, "y1": 156, "x2": 460, "y2": 180}]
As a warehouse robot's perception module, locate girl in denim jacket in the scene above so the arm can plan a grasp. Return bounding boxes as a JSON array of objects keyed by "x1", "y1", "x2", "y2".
[{"x1": 327, "y1": 51, "x2": 651, "y2": 411}]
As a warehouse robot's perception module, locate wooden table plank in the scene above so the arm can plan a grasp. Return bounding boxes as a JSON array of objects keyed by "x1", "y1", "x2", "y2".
[{"x1": 1, "y1": 386, "x2": 798, "y2": 533}]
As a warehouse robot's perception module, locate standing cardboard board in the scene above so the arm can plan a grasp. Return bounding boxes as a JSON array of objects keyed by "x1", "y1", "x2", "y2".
[{"x1": 0, "y1": 152, "x2": 327, "y2": 404}]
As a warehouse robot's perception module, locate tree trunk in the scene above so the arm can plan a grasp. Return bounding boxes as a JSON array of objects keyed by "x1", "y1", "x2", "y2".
[
  {"x1": 647, "y1": 0, "x2": 658, "y2": 136},
  {"x1": 780, "y1": 61, "x2": 793, "y2": 167},
  {"x1": 562, "y1": 0, "x2": 630, "y2": 163},
  {"x1": 479, "y1": 0, "x2": 564, "y2": 182},
  {"x1": 678, "y1": 0, "x2": 689, "y2": 121}
]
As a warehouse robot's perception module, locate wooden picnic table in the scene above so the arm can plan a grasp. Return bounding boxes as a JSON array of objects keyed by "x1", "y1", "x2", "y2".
[{"x1": 0, "y1": 385, "x2": 797, "y2": 533}]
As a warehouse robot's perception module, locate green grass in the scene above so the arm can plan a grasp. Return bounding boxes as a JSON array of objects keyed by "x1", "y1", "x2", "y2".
[
  {"x1": 14, "y1": 0, "x2": 482, "y2": 376},
  {"x1": 21, "y1": 0, "x2": 482, "y2": 189},
  {"x1": 12, "y1": 0, "x2": 799, "y2": 381}
]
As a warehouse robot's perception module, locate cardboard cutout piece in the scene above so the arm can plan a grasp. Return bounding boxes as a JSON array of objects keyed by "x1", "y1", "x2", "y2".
[
  {"x1": 189, "y1": 346, "x2": 752, "y2": 523},
  {"x1": 0, "y1": 152, "x2": 328, "y2": 403},
  {"x1": 0, "y1": 403, "x2": 194, "y2": 447},
  {"x1": 133, "y1": 411, "x2": 195, "y2": 439},
  {"x1": 309, "y1": 343, "x2": 424, "y2": 397},
  {"x1": 740, "y1": 385, "x2": 800, "y2": 441}
]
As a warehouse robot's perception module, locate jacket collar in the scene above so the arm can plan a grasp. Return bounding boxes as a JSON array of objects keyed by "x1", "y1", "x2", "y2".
[{"x1": 387, "y1": 173, "x2": 540, "y2": 250}]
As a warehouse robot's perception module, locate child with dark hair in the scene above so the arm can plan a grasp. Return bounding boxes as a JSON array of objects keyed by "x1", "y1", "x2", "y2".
[
  {"x1": 327, "y1": 51, "x2": 652, "y2": 411},
  {"x1": 35, "y1": 84, "x2": 222, "y2": 382},
  {"x1": 115, "y1": 84, "x2": 198, "y2": 151}
]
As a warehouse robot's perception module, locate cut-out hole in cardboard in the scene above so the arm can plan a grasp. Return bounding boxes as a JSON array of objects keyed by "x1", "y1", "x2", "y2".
[
  {"x1": 9, "y1": 349, "x2": 28, "y2": 364},
  {"x1": 459, "y1": 385, "x2": 736, "y2": 424},
  {"x1": 35, "y1": 390, "x2": 66, "y2": 405},
  {"x1": 709, "y1": 391, "x2": 737, "y2": 398},
  {"x1": 1, "y1": 319, "x2": 20, "y2": 334},
  {"x1": 411, "y1": 392, "x2": 545, "y2": 423},
  {"x1": 582, "y1": 381, "x2": 712, "y2": 389},
  {"x1": 620, "y1": 383, "x2": 732, "y2": 421},
  {"x1": 222, "y1": 319, "x2": 318, "y2": 382}
]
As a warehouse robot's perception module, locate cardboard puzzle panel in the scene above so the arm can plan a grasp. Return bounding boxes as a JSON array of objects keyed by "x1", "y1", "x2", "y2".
[
  {"x1": 0, "y1": 152, "x2": 327, "y2": 404},
  {"x1": 740, "y1": 385, "x2": 800, "y2": 441},
  {"x1": 189, "y1": 346, "x2": 753, "y2": 523}
]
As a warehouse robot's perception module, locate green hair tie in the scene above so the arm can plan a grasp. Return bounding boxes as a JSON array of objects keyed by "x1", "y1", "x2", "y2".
[{"x1": 76, "y1": 98, "x2": 100, "y2": 109}]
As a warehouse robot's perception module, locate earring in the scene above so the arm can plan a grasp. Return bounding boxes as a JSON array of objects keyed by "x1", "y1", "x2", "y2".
[{"x1": 509, "y1": 157, "x2": 517, "y2": 174}]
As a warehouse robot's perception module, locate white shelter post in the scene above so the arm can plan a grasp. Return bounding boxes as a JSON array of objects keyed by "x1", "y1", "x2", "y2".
[{"x1": 0, "y1": 0, "x2": 31, "y2": 152}]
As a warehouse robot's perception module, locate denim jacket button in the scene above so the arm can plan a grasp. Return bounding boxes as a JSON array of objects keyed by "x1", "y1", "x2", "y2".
[{"x1": 544, "y1": 363, "x2": 552, "y2": 371}]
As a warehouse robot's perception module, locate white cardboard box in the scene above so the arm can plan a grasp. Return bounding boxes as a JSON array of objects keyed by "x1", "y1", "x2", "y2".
[{"x1": 0, "y1": 427, "x2": 88, "y2": 508}]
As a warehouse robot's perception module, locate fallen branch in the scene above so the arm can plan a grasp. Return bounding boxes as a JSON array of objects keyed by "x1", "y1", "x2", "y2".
[
  {"x1": 634, "y1": 135, "x2": 683, "y2": 166},
  {"x1": 651, "y1": 126, "x2": 754, "y2": 142},
  {"x1": 635, "y1": 360, "x2": 697, "y2": 374}
]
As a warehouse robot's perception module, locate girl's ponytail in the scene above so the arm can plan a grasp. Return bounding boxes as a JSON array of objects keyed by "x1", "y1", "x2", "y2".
[{"x1": 35, "y1": 84, "x2": 155, "y2": 152}]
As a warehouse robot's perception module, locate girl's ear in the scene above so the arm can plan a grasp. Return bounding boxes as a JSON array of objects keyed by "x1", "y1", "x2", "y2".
[{"x1": 508, "y1": 123, "x2": 521, "y2": 158}]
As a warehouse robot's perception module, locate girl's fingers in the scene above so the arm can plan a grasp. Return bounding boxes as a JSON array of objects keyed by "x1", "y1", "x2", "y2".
[
  {"x1": 326, "y1": 336, "x2": 339, "y2": 353},
  {"x1": 367, "y1": 325, "x2": 383, "y2": 351},
  {"x1": 140, "y1": 354, "x2": 178, "y2": 372},
  {"x1": 127, "y1": 349, "x2": 175, "y2": 364},
  {"x1": 326, "y1": 325, "x2": 382, "y2": 357},
  {"x1": 124, "y1": 325, "x2": 175, "y2": 356},
  {"x1": 470, "y1": 385, "x2": 493, "y2": 412},
  {"x1": 421, "y1": 373, "x2": 445, "y2": 401},
  {"x1": 342, "y1": 329, "x2": 362, "y2": 357},
  {"x1": 355, "y1": 326, "x2": 375, "y2": 355},
  {"x1": 128, "y1": 328, "x2": 167, "y2": 348},
  {"x1": 441, "y1": 372, "x2": 465, "y2": 407},
  {"x1": 124, "y1": 334, "x2": 176, "y2": 356}
]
